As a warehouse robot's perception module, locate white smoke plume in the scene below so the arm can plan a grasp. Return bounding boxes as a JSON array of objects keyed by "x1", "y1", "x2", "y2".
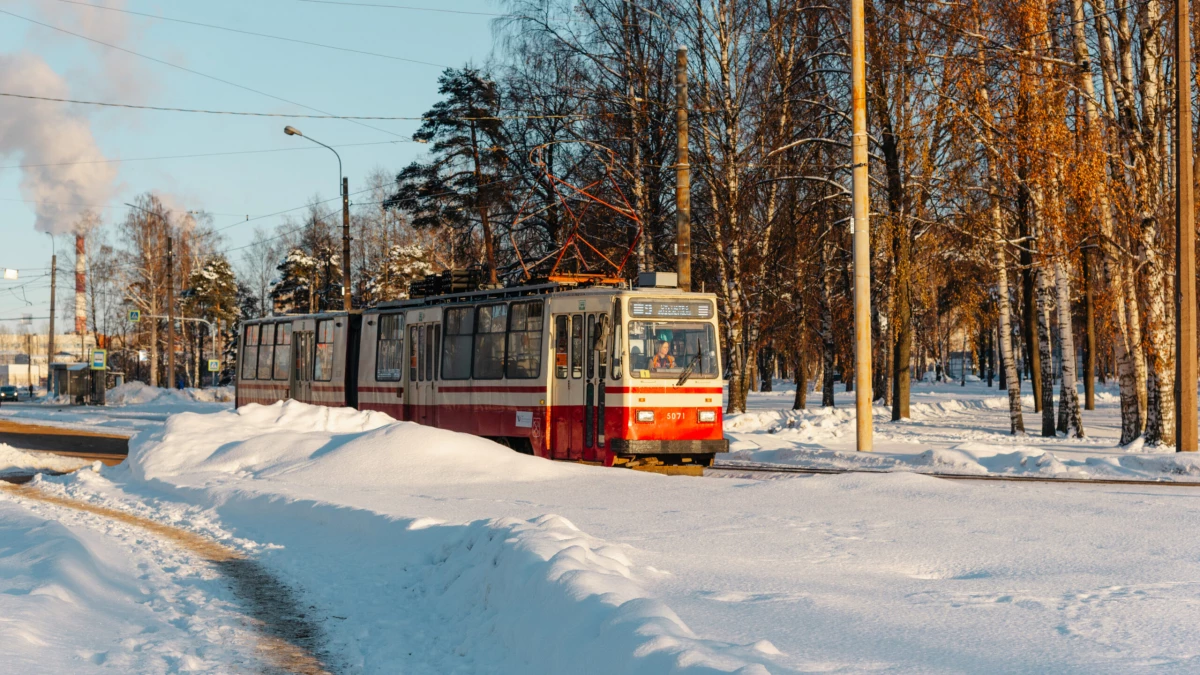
[{"x1": 0, "y1": 53, "x2": 117, "y2": 235}]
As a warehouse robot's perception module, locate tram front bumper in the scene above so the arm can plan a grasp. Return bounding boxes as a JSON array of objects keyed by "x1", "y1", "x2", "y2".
[{"x1": 608, "y1": 438, "x2": 728, "y2": 455}]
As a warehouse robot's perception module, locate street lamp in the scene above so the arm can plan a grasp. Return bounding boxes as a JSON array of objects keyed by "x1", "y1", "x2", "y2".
[{"x1": 284, "y1": 126, "x2": 353, "y2": 312}]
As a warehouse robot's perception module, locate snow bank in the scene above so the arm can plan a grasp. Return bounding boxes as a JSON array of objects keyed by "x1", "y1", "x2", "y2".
[
  {"x1": 119, "y1": 400, "x2": 772, "y2": 674},
  {"x1": 106, "y1": 381, "x2": 233, "y2": 407},
  {"x1": 0, "y1": 443, "x2": 91, "y2": 474}
]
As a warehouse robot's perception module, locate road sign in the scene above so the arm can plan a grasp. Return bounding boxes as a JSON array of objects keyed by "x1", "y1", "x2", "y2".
[
  {"x1": 208, "y1": 359, "x2": 220, "y2": 373},
  {"x1": 128, "y1": 309, "x2": 140, "y2": 323},
  {"x1": 90, "y1": 349, "x2": 107, "y2": 370}
]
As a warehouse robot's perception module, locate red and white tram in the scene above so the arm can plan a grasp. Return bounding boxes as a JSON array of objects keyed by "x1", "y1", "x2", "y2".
[{"x1": 236, "y1": 275, "x2": 727, "y2": 470}]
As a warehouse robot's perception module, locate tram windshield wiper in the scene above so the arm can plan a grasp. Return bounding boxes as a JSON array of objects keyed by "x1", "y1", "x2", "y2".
[{"x1": 675, "y1": 353, "x2": 702, "y2": 387}]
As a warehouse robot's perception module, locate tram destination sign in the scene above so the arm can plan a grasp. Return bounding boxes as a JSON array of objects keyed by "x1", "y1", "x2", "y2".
[{"x1": 628, "y1": 299, "x2": 714, "y2": 319}]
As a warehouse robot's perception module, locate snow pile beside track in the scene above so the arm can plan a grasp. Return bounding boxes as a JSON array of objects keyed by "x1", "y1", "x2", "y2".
[
  {"x1": 117, "y1": 400, "x2": 772, "y2": 674},
  {"x1": 0, "y1": 443, "x2": 91, "y2": 474},
  {"x1": 106, "y1": 382, "x2": 233, "y2": 407}
]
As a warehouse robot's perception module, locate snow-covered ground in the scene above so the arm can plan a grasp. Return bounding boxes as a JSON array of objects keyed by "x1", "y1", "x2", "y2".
[
  {"x1": 725, "y1": 379, "x2": 1200, "y2": 481},
  {"x1": 0, "y1": 382, "x2": 234, "y2": 438},
  {"x1": 3, "y1": 381, "x2": 1200, "y2": 672}
]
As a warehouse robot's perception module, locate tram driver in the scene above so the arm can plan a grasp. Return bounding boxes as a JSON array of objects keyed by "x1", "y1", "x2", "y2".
[{"x1": 651, "y1": 340, "x2": 676, "y2": 371}]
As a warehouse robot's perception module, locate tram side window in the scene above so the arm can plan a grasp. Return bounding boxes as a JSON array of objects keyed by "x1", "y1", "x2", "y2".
[
  {"x1": 474, "y1": 303, "x2": 508, "y2": 380},
  {"x1": 441, "y1": 308, "x2": 474, "y2": 380},
  {"x1": 314, "y1": 320, "x2": 335, "y2": 381},
  {"x1": 418, "y1": 325, "x2": 427, "y2": 382},
  {"x1": 554, "y1": 315, "x2": 568, "y2": 379},
  {"x1": 432, "y1": 324, "x2": 441, "y2": 380},
  {"x1": 409, "y1": 325, "x2": 419, "y2": 381},
  {"x1": 570, "y1": 314, "x2": 583, "y2": 378},
  {"x1": 375, "y1": 314, "x2": 404, "y2": 382},
  {"x1": 241, "y1": 325, "x2": 259, "y2": 380},
  {"x1": 273, "y1": 324, "x2": 292, "y2": 380},
  {"x1": 506, "y1": 301, "x2": 543, "y2": 379},
  {"x1": 257, "y1": 324, "x2": 275, "y2": 380},
  {"x1": 425, "y1": 324, "x2": 438, "y2": 381}
]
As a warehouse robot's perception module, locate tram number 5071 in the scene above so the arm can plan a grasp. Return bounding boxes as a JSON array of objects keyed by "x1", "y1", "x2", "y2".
[{"x1": 664, "y1": 411, "x2": 684, "y2": 422}]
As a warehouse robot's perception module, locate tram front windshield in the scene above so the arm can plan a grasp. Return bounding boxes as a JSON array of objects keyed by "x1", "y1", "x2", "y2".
[{"x1": 627, "y1": 321, "x2": 718, "y2": 379}]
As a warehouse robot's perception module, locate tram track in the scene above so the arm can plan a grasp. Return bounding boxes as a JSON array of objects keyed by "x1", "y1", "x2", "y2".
[{"x1": 707, "y1": 461, "x2": 1200, "y2": 488}]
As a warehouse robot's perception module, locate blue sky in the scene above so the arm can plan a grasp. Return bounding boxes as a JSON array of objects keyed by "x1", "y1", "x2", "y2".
[{"x1": 0, "y1": 0, "x2": 498, "y2": 332}]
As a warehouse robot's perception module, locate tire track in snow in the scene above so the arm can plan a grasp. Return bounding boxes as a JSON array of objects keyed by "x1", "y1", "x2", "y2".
[{"x1": 0, "y1": 483, "x2": 332, "y2": 675}]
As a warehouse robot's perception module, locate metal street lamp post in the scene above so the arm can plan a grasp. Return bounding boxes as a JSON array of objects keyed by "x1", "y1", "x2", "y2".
[{"x1": 284, "y1": 126, "x2": 353, "y2": 312}]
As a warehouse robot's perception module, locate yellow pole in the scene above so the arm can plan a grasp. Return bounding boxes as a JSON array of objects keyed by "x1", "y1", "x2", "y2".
[
  {"x1": 1177, "y1": 0, "x2": 1197, "y2": 451},
  {"x1": 851, "y1": 0, "x2": 874, "y2": 451}
]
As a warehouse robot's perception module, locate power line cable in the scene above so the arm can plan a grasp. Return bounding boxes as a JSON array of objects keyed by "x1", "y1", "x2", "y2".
[
  {"x1": 0, "y1": 7, "x2": 410, "y2": 140},
  {"x1": 0, "y1": 139, "x2": 411, "y2": 171},
  {"x1": 0, "y1": 92, "x2": 589, "y2": 121},
  {"x1": 51, "y1": 0, "x2": 451, "y2": 68},
  {"x1": 294, "y1": 0, "x2": 515, "y2": 18}
]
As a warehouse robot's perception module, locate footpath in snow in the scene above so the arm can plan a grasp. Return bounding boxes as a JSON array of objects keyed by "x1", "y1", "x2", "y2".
[
  {"x1": 4, "y1": 383, "x2": 1200, "y2": 672},
  {"x1": 723, "y1": 380, "x2": 1200, "y2": 481}
]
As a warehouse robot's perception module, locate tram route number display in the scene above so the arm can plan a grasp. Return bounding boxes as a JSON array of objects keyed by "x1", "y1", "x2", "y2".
[{"x1": 628, "y1": 299, "x2": 714, "y2": 319}]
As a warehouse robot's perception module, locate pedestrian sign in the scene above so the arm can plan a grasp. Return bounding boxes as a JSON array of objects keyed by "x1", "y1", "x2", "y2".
[
  {"x1": 128, "y1": 309, "x2": 141, "y2": 323},
  {"x1": 90, "y1": 349, "x2": 107, "y2": 370},
  {"x1": 208, "y1": 359, "x2": 220, "y2": 373}
]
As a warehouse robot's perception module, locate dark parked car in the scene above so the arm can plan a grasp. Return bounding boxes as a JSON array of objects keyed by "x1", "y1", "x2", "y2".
[{"x1": 0, "y1": 386, "x2": 18, "y2": 403}]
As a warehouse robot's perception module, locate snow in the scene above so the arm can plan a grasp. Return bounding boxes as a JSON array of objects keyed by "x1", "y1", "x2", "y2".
[
  {"x1": 105, "y1": 382, "x2": 234, "y2": 407},
  {"x1": 4, "y1": 380, "x2": 1200, "y2": 671},
  {"x1": 0, "y1": 443, "x2": 91, "y2": 475},
  {"x1": 723, "y1": 380, "x2": 1200, "y2": 481},
  {"x1": 115, "y1": 401, "x2": 774, "y2": 673},
  {"x1": 0, "y1": 480, "x2": 263, "y2": 673},
  {"x1": 0, "y1": 383, "x2": 233, "y2": 438}
]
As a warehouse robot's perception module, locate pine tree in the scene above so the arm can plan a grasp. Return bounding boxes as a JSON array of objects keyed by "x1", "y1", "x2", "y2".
[
  {"x1": 386, "y1": 68, "x2": 509, "y2": 284},
  {"x1": 361, "y1": 244, "x2": 436, "y2": 304}
]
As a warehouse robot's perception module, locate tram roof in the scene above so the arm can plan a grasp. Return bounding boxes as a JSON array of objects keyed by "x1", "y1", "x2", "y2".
[
  {"x1": 242, "y1": 283, "x2": 715, "y2": 324},
  {"x1": 371, "y1": 282, "x2": 711, "y2": 311}
]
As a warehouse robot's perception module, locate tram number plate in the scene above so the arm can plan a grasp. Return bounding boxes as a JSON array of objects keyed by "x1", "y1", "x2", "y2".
[
  {"x1": 664, "y1": 411, "x2": 684, "y2": 422},
  {"x1": 515, "y1": 411, "x2": 533, "y2": 428}
]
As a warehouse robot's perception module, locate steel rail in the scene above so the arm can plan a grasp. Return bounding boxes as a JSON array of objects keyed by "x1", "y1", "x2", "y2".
[{"x1": 707, "y1": 462, "x2": 1200, "y2": 488}]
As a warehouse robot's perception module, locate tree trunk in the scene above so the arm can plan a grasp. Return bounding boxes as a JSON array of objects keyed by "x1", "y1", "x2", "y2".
[
  {"x1": 793, "y1": 349, "x2": 807, "y2": 410},
  {"x1": 1082, "y1": 247, "x2": 1096, "y2": 410},
  {"x1": 1055, "y1": 261, "x2": 1084, "y2": 436},
  {"x1": 1141, "y1": 219, "x2": 1176, "y2": 445},
  {"x1": 1036, "y1": 266, "x2": 1056, "y2": 436},
  {"x1": 1018, "y1": 183, "x2": 1042, "y2": 411}
]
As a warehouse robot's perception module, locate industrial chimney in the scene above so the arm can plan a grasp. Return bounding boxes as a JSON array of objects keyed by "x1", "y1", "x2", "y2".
[{"x1": 74, "y1": 233, "x2": 86, "y2": 335}]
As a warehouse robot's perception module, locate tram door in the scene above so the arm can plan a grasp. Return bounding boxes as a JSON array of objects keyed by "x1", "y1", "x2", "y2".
[
  {"x1": 406, "y1": 321, "x2": 441, "y2": 426},
  {"x1": 582, "y1": 313, "x2": 606, "y2": 462},
  {"x1": 291, "y1": 330, "x2": 314, "y2": 402},
  {"x1": 551, "y1": 312, "x2": 604, "y2": 461}
]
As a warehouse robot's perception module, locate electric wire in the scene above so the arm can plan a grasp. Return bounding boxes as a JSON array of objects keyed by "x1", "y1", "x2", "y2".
[
  {"x1": 0, "y1": 92, "x2": 589, "y2": 121},
  {"x1": 51, "y1": 0, "x2": 451, "y2": 68},
  {"x1": 0, "y1": 7, "x2": 411, "y2": 140},
  {"x1": 0, "y1": 140, "x2": 411, "y2": 171}
]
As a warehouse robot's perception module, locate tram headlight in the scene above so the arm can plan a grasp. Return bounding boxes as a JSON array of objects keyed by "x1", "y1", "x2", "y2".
[
  {"x1": 636, "y1": 410, "x2": 655, "y2": 423},
  {"x1": 698, "y1": 410, "x2": 717, "y2": 423}
]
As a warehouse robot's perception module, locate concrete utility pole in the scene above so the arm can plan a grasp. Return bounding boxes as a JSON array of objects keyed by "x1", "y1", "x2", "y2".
[
  {"x1": 47, "y1": 253, "x2": 56, "y2": 384},
  {"x1": 850, "y1": 0, "x2": 873, "y2": 451},
  {"x1": 1177, "y1": 0, "x2": 1197, "y2": 451},
  {"x1": 675, "y1": 45, "x2": 692, "y2": 292},
  {"x1": 342, "y1": 176, "x2": 352, "y2": 310},
  {"x1": 166, "y1": 235, "x2": 176, "y2": 390}
]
